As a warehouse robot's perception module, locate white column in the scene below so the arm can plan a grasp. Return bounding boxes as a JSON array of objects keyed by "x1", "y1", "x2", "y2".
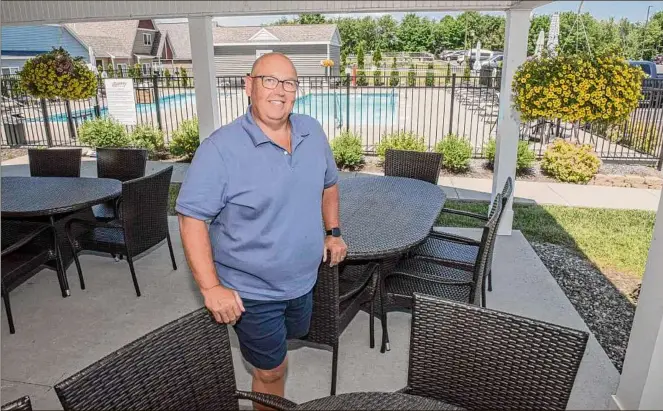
[
  {"x1": 613, "y1": 190, "x2": 663, "y2": 410},
  {"x1": 492, "y1": 8, "x2": 531, "y2": 236},
  {"x1": 188, "y1": 16, "x2": 220, "y2": 141}
]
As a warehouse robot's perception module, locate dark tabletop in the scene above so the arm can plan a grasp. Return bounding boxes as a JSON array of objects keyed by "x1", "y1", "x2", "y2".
[
  {"x1": 295, "y1": 392, "x2": 462, "y2": 410},
  {"x1": 339, "y1": 176, "x2": 446, "y2": 260},
  {"x1": 1, "y1": 177, "x2": 122, "y2": 218}
]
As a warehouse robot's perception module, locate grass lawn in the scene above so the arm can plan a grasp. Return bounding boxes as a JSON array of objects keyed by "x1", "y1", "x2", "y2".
[
  {"x1": 168, "y1": 183, "x2": 655, "y2": 279},
  {"x1": 439, "y1": 200, "x2": 656, "y2": 279}
]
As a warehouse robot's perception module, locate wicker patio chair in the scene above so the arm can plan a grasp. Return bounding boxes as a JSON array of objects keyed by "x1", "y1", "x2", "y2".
[
  {"x1": 378, "y1": 194, "x2": 502, "y2": 352},
  {"x1": 93, "y1": 148, "x2": 148, "y2": 221},
  {"x1": 306, "y1": 260, "x2": 379, "y2": 395},
  {"x1": 384, "y1": 149, "x2": 443, "y2": 185},
  {"x1": 401, "y1": 293, "x2": 588, "y2": 410},
  {"x1": 414, "y1": 176, "x2": 513, "y2": 293},
  {"x1": 54, "y1": 308, "x2": 297, "y2": 411},
  {"x1": 28, "y1": 148, "x2": 82, "y2": 177},
  {"x1": 65, "y1": 166, "x2": 177, "y2": 296},
  {"x1": 1, "y1": 396, "x2": 32, "y2": 411},
  {"x1": 1, "y1": 220, "x2": 61, "y2": 334}
]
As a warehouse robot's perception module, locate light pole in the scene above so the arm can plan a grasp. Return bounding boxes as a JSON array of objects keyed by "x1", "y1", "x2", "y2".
[{"x1": 641, "y1": 5, "x2": 653, "y2": 60}]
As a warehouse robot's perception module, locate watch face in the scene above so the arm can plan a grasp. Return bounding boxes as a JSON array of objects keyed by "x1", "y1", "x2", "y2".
[{"x1": 332, "y1": 227, "x2": 341, "y2": 237}]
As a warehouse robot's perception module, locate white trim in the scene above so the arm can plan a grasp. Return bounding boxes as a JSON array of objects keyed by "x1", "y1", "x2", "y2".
[
  {"x1": 0, "y1": 56, "x2": 33, "y2": 60},
  {"x1": 1, "y1": 67, "x2": 20, "y2": 75},
  {"x1": 248, "y1": 28, "x2": 279, "y2": 42},
  {"x1": 611, "y1": 395, "x2": 624, "y2": 410},
  {"x1": 214, "y1": 41, "x2": 331, "y2": 47},
  {"x1": 143, "y1": 32, "x2": 152, "y2": 46}
]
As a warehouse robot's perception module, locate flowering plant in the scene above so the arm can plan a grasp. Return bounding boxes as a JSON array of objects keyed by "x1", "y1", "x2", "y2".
[
  {"x1": 19, "y1": 47, "x2": 97, "y2": 100},
  {"x1": 512, "y1": 52, "x2": 644, "y2": 124},
  {"x1": 321, "y1": 59, "x2": 335, "y2": 67}
]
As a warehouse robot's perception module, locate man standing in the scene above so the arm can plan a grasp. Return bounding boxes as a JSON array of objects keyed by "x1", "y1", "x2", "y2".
[{"x1": 176, "y1": 53, "x2": 347, "y2": 407}]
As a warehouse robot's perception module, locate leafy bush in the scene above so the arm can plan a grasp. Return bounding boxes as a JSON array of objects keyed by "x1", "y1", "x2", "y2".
[
  {"x1": 389, "y1": 58, "x2": 400, "y2": 87},
  {"x1": 356, "y1": 70, "x2": 368, "y2": 86},
  {"x1": 425, "y1": 63, "x2": 435, "y2": 86},
  {"x1": 78, "y1": 117, "x2": 131, "y2": 148},
  {"x1": 356, "y1": 42, "x2": 365, "y2": 69},
  {"x1": 376, "y1": 131, "x2": 426, "y2": 161},
  {"x1": 180, "y1": 67, "x2": 189, "y2": 87},
  {"x1": 331, "y1": 131, "x2": 364, "y2": 169},
  {"x1": 463, "y1": 64, "x2": 471, "y2": 81},
  {"x1": 164, "y1": 68, "x2": 172, "y2": 87},
  {"x1": 373, "y1": 69, "x2": 384, "y2": 86},
  {"x1": 407, "y1": 64, "x2": 416, "y2": 86},
  {"x1": 170, "y1": 118, "x2": 200, "y2": 159},
  {"x1": 130, "y1": 125, "x2": 165, "y2": 153},
  {"x1": 484, "y1": 139, "x2": 536, "y2": 173},
  {"x1": 19, "y1": 47, "x2": 97, "y2": 100},
  {"x1": 541, "y1": 139, "x2": 601, "y2": 183},
  {"x1": 435, "y1": 134, "x2": 473, "y2": 172},
  {"x1": 106, "y1": 65, "x2": 115, "y2": 78},
  {"x1": 445, "y1": 63, "x2": 452, "y2": 84}
]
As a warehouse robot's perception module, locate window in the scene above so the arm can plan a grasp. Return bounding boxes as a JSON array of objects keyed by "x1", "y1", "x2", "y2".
[
  {"x1": 116, "y1": 63, "x2": 128, "y2": 76},
  {"x1": 143, "y1": 33, "x2": 152, "y2": 46},
  {"x1": 141, "y1": 63, "x2": 152, "y2": 75},
  {"x1": 1, "y1": 67, "x2": 19, "y2": 76}
]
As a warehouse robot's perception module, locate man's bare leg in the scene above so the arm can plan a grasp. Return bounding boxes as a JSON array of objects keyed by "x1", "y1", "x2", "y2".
[{"x1": 252, "y1": 357, "x2": 288, "y2": 410}]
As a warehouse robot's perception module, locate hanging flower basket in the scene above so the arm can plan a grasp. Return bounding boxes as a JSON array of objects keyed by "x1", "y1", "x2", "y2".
[
  {"x1": 321, "y1": 59, "x2": 335, "y2": 68},
  {"x1": 18, "y1": 47, "x2": 97, "y2": 100},
  {"x1": 512, "y1": 52, "x2": 645, "y2": 125}
]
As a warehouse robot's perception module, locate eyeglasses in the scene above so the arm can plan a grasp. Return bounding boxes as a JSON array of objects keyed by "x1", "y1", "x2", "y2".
[{"x1": 251, "y1": 75, "x2": 299, "y2": 92}]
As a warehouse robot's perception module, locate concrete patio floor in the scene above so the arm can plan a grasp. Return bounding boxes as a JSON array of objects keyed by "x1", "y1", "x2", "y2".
[{"x1": 1, "y1": 219, "x2": 619, "y2": 410}]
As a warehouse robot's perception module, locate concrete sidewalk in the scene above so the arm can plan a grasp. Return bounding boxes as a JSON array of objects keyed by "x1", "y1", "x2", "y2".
[{"x1": 2, "y1": 155, "x2": 661, "y2": 211}]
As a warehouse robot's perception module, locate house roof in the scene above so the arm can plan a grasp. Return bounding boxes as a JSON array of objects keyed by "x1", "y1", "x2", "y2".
[
  {"x1": 213, "y1": 24, "x2": 339, "y2": 45},
  {"x1": 155, "y1": 22, "x2": 191, "y2": 60},
  {"x1": 65, "y1": 20, "x2": 139, "y2": 58}
]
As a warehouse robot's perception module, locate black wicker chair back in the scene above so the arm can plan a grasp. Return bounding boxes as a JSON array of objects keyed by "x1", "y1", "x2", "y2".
[
  {"x1": 120, "y1": 166, "x2": 173, "y2": 257},
  {"x1": 384, "y1": 149, "x2": 443, "y2": 185},
  {"x1": 96, "y1": 148, "x2": 148, "y2": 182},
  {"x1": 1, "y1": 396, "x2": 32, "y2": 411},
  {"x1": 54, "y1": 308, "x2": 239, "y2": 411},
  {"x1": 469, "y1": 193, "x2": 501, "y2": 303},
  {"x1": 407, "y1": 293, "x2": 589, "y2": 410},
  {"x1": 28, "y1": 148, "x2": 82, "y2": 177}
]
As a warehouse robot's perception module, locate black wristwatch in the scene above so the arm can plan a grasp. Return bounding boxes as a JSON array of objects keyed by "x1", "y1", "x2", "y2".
[{"x1": 326, "y1": 227, "x2": 342, "y2": 237}]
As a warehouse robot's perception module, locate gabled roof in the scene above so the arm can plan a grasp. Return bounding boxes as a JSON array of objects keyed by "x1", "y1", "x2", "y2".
[
  {"x1": 213, "y1": 24, "x2": 339, "y2": 46},
  {"x1": 155, "y1": 22, "x2": 191, "y2": 60},
  {"x1": 65, "y1": 20, "x2": 152, "y2": 58}
]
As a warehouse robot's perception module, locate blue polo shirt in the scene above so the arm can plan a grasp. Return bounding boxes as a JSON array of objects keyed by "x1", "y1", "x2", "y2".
[{"x1": 175, "y1": 107, "x2": 339, "y2": 301}]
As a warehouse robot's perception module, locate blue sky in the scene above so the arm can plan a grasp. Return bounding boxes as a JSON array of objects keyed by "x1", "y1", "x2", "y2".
[{"x1": 165, "y1": 1, "x2": 660, "y2": 26}]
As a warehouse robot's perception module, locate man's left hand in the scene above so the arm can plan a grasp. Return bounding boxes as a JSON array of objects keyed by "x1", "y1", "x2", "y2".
[{"x1": 323, "y1": 236, "x2": 348, "y2": 267}]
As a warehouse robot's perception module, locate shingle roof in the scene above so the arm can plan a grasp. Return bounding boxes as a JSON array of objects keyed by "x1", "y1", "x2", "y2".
[
  {"x1": 213, "y1": 24, "x2": 338, "y2": 44},
  {"x1": 66, "y1": 20, "x2": 139, "y2": 58},
  {"x1": 155, "y1": 22, "x2": 191, "y2": 60}
]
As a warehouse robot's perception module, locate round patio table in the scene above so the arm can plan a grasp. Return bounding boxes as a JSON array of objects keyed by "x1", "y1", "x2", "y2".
[
  {"x1": 294, "y1": 392, "x2": 462, "y2": 410},
  {"x1": 1, "y1": 176, "x2": 122, "y2": 296}
]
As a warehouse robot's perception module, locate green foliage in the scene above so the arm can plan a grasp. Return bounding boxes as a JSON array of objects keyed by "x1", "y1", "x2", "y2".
[
  {"x1": 445, "y1": 62, "x2": 452, "y2": 84},
  {"x1": 78, "y1": 117, "x2": 131, "y2": 148},
  {"x1": 484, "y1": 139, "x2": 536, "y2": 173},
  {"x1": 330, "y1": 131, "x2": 364, "y2": 169},
  {"x1": 106, "y1": 65, "x2": 115, "y2": 78},
  {"x1": 541, "y1": 139, "x2": 601, "y2": 183},
  {"x1": 373, "y1": 69, "x2": 384, "y2": 86},
  {"x1": 180, "y1": 67, "x2": 189, "y2": 87},
  {"x1": 407, "y1": 64, "x2": 416, "y2": 87},
  {"x1": 356, "y1": 70, "x2": 368, "y2": 86},
  {"x1": 463, "y1": 64, "x2": 471, "y2": 81},
  {"x1": 130, "y1": 125, "x2": 165, "y2": 153},
  {"x1": 356, "y1": 42, "x2": 365, "y2": 69},
  {"x1": 376, "y1": 131, "x2": 426, "y2": 161},
  {"x1": 389, "y1": 58, "x2": 400, "y2": 87},
  {"x1": 19, "y1": 47, "x2": 97, "y2": 100},
  {"x1": 164, "y1": 68, "x2": 172, "y2": 87},
  {"x1": 170, "y1": 118, "x2": 200, "y2": 159},
  {"x1": 127, "y1": 64, "x2": 141, "y2": 79},
  {"x1": 372, "y1": 47, "x2": 382, "y2": 66},
  {"x1": 594, "y1": 120, "x2": 659, "y2": 156},
  {"x1": 425, "y1": 62, "x2": 435, "y2": 86},
  {"x1": 434, "y1": 134, "x2": 473, "y2": 172}
]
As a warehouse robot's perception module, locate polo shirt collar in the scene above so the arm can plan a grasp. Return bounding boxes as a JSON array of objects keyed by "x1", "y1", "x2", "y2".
[{"x1": 242, "y1": 105, "x2": 310, "y2": 147}]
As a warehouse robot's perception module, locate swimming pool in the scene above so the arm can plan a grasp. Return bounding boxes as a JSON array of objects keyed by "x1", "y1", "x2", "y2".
[{"x1": 293, "y1": 92, "x2": 398, "y2": 127}]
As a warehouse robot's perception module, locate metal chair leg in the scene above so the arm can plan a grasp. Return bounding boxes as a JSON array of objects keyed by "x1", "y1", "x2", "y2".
[
  {"x1": 166, "y1": 233, "x2": 177, "y2": 270},
  {"x1": 379, "y1": 277, "x2": 390, "y2": 353},
  {"x1": 488, "y1": 268, "x2": 493, "y2": 292},
  {"x1": 3, "y1": 291, "x2": 16, "y2": 334},
  {"x1": 64, "y1": 220, "x2": 85, "y2": 290},
  {"x1": 369, "y1": 297, "x2": 375, "y2": 349},
  {"x1": 331, "y1": 343, "x2": 338, "y2": 396},
  {"x1": 126, "y1": 254, "x2": 141, "y2": 297}
]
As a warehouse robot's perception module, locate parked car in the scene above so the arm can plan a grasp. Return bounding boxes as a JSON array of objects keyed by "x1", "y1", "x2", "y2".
[
  {"x1": 629, "y1": 60, "x2": 663, "y2": 79},
  {"x1": 463, "y1": 49, "x2": 500, "y2": 68},
  {"x1": 443, "y1": 50, "x2": 466, "y2": 62},
  {"x1": 482, "y1": 54, "x2": 504, "y2": 69}
]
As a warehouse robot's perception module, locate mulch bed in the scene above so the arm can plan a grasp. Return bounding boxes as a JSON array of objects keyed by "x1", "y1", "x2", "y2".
[
  {"x1": 530, "y1": 241, "x2": 638, "y2": 372},
  {"x1": 1, "y1": 148, "x2": 28, "y2": 162}
]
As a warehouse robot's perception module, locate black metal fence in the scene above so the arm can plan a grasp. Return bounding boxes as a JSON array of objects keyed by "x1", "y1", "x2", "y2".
[{"x1": 2, "y1": 71, "x2": 662, "y2": 168}]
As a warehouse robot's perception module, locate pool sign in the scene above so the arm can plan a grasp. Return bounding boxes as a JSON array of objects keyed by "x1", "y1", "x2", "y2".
[{"x1": 104, "y1": 78, "x2": 137, "y2": 125}]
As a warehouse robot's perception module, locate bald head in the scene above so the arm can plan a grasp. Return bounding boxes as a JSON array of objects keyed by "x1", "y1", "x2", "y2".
[{"x1": 250, "y1": 52, "x2": 298, "y2": 77}]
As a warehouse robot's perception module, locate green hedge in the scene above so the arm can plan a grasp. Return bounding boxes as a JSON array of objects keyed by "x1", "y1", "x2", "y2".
[
  {"x1": 331, "y1": 131, "x2": 364, "y2": 169},
  {"x1": 376, "y1": 131, "x2": 426, "y2": 161},
  {"x1": 541, "y1": 139, "x2": 601, "y2": 183},
  {"x1": 435, "y1": 134, "x2": 472, "y2": 172}
]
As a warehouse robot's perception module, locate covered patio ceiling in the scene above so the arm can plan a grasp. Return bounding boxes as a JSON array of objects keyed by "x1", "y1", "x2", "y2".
[{"x1": 0, "y1": 1, "x2": 552, "y2": 26}]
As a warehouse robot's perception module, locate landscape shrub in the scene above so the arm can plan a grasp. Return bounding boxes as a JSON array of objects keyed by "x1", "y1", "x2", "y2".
[
  {"x1": 407, "y1": 64, "x2": 416, "y2": 86},
  {"x1": 389, "y1": 58, "x2": 400, "y2": 87},
  {"x1": 373, "y1": 69, "x2": 384, "y2": 86},
  {"x1": 592, "y1": 120, "x2": 659, "y2": 155},
  {"x1": 541, "y1": 138, "x2": 601, "y2": 183},
  {"x1": 78, "y1": 117, "x2": 131, "y2": 148},
  {"x1": 484, "y1": 138, "x2": 536, "y2": 173},
  {"x1": 376, "y1": 131, "x2": 426, "y2": 161},
  {"x1": 435, "y1": 134, "x2": 472, "y2": 172},
  {"x1": 330, "y1": 131, "x2": 364, "y2": 169},
  {"x1": 169, "y1": 118, "x2": 200, "y2": 159},
  {"x1": 425, "y1": 63, "x2": 435, "y2": 86},
  {"x1": 356, "y1": 70, "x2": 368, "y2": 86},
  {"x1": 130, "y1": 125, "x2": 165, "y2": 153}
]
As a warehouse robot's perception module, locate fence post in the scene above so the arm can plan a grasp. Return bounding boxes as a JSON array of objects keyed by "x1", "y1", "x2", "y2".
[
  {"x1": 65, "y1": 100, "x2": 77, "y2": 140},
  {"x1": 40, "y1": 98, "x2": 53, "y2": 147},
  {"x1": 153, "y1": 74, "x2": 163, "y2": 131},
  {"x1": 94, "y1": 94, "x2": 101, "y2": 118},
  {"x1": 345, "y1": 73, "x2": 350, "y2": 133},
  {"x1": 449, "y1": 74, "x2": 456, "y2": 136}
]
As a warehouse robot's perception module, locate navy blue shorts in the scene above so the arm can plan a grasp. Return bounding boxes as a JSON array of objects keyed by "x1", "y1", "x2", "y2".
[{"x1": 233, "y1": 290, "x2": 313, "y2": 371}]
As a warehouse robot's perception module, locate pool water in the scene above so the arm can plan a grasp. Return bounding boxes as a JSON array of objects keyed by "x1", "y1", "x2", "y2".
[{"x1": 293, "y1": 92, "x2": 398, "y2": 127}]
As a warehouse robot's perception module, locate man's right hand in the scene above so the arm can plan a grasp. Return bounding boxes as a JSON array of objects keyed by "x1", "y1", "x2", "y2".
[{"x1": 201, "y1": 285, "x2": 245, "y2": 325}]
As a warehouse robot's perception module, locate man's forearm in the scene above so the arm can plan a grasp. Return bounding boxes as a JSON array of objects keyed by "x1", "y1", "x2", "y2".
[
  {"x1": 322, "y1": 184, "x2": 340, "y2": 230},
  {"x1": 178, "y1": 214, "x2": 220, "y2": 291}
]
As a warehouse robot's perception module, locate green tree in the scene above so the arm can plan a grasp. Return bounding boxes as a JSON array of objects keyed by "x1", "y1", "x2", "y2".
[
  {"x1": 407, "y1": 64, "x2": 416, "y2": 86},
  {"x1": 527, "y1": 14, "x2": 551, "y2": 55},
  {"x1": 376, "y1": 15, "x2": 399, "y2": 51},
  {"x1": 641, "y1": 11, "x2": 663, "y2": 60},
  {"x1": 372, "y1": 46, "x2": 382, "y2": 68},
  {"x1": 374, "y1": 68, "x2": 384, "y2": 86},
  {"x1": 164, "y1": 68, "x2": 172, "y2": 87},
  {"x1": 425, "y1": 62, "x2": 435, "y2": 86},
  {"x1": 180, "y1": 67, "x2": 189, "y2": 87},
  {"x1": 356, "y1": 42, "x2": 366, "y2": 69},
  {"x1": 397, "y1": 14, "x2": 434, "y2": 52},
  {"x1": 389, "y1": 57, "x2": 400, "y2": 87},
  {"x1": 295, "y1": 13, "x2": 327, "y2": 25}
]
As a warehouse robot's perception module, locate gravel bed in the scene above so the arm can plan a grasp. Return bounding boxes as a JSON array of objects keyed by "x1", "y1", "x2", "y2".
[
  {"x1": 1, "y1": 148, "x2": 28, "y2": 162},
  {"x1": 599, "y1": 162, "x2": 663, "y2": 178},
  {"x1": 530, "y1": 241, "x2": 637, "y2": 372}
]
